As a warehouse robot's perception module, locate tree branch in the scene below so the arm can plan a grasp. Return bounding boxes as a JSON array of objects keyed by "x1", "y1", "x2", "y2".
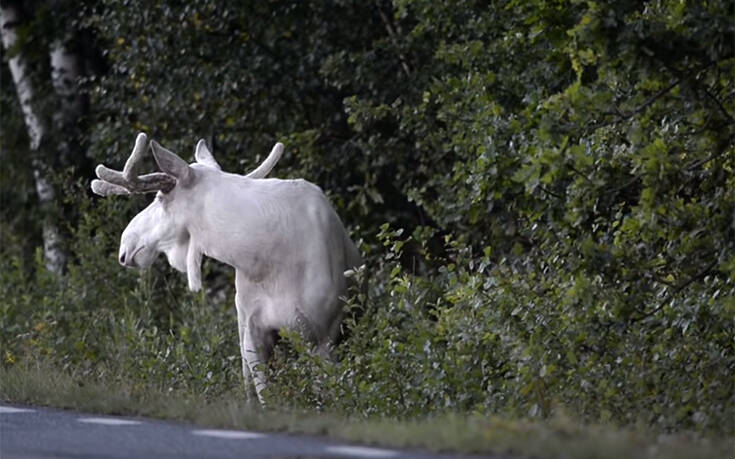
[
  {"x1": 604, "y1": 79, "x2": 680, "y2": 120},
  {"x1": 377, "y1": 4, "x2": 411, "y2": 78},
  {"x1": 631, "y1": 255, "x2": 720, "y2": 323}
]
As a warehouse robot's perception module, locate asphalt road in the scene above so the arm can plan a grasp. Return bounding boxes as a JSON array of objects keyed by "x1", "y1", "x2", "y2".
[{"x1": 0, "y1": 404, "x2": 494, "y2": 459}]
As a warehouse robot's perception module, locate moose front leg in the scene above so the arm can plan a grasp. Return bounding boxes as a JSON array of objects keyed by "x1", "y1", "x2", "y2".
[
  {"x1": 242, "y1": 324, "x2": 266, "y2": 406},
  {"x1": 237, "y1": 325, "x2": 254, "y2": 396},
  {"x1": 235, "y1": 294, "x2": 256, "y2": 403},
  {"x1": 243, "y1": 310, "x2": 277, "y2": 407},
  {"x1": 234, "y1": 274, "x2": 274, "y2": 406}
]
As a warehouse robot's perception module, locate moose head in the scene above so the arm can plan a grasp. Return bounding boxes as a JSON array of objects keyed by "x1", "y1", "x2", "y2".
[{"x1": 92, "y1": 132, "x2": 283, "y2": 291}]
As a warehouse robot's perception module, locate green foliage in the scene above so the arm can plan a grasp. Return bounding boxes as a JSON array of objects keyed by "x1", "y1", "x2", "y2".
[
  {"x1": 2, "y1": 0, "x2": 734, "y2": 441},
  {"x1": 267, "y1": 226, "x2": 735, "y2": 432}
]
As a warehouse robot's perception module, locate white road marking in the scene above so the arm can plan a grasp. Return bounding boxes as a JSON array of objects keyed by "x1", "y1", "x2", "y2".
[
  {"x1": 325, "y1": 445, "x2": 399, "y2": 458},
  {"x1": 0, "y1": 406, "x2": 35, "y2": 414},
  {"x1": 191, "y1": 429, "x2": 266, "y2": 440},
  {"x1": 77, "y1": 417, "x2": 141, "y2": 426}
]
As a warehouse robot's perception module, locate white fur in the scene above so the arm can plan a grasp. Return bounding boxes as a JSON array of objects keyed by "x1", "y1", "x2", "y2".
[{"x1": 111, "y1": 135, "x2": 361, "y2": 405}]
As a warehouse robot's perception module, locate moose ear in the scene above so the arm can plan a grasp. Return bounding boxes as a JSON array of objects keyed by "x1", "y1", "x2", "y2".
[
  {"x1": 150, "y1": 140, "x2": 193, "y2": 186},
  {"x1": 194, "y1": 139, "x2": 221, "y2": 170}
]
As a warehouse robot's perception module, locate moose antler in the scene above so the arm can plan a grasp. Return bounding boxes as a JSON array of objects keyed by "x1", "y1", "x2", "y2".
[
  {"x1": 246, "y1": 142, "x2": 284, "y2": 179},
  {"x1": 91, "y1": 132, "x2": 177, "y2": 196}
]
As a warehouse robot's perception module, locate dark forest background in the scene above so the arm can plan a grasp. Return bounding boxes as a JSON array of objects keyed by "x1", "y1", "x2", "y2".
[{"x1": 1, "y1": 0, "x2": 733, "y2": 435}]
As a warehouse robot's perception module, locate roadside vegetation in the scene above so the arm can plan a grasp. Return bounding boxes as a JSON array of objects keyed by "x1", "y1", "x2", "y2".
[
  {"x1": 1, "y1": 1, "x2": 733, "y2": 458},
  {"x1": 2, "y1": 361, "x2": 732, "y2": 459}
]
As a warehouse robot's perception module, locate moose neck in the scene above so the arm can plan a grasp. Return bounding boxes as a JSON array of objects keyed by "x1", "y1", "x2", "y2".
[{"x1": 181, "y1": 170, "x2": 286, "y2": 281}]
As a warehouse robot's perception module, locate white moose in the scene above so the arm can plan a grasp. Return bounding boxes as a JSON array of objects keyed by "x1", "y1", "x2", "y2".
[{"x1": 91, "y1": 132, "x2": 362, "y2": 405}]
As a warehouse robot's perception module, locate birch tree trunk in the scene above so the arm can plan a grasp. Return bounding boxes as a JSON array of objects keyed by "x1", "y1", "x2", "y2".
[
  {"x1": 0, "y1": 1, "x2": 44, "y2": 150},
  {"x1": 50, "y1": 37, "x2": 87, "y2": 167},
  {"x1": 1, "y1": 0, "x2": 88, "y2": 274}
]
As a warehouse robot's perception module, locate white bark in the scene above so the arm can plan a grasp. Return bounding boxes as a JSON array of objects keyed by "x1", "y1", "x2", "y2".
[
  {"x1": 0, "y1": 2, "x2": 44, "y2": 149},
  {"x1": 50, "y1": 38, "x2": 85, "y2": 124},
  {"x1": 34, "y1": 168, "x2": 65, "y2": 273},
  {"x1": 0, "y1": 1, "x2": 65, "y2": 274}
]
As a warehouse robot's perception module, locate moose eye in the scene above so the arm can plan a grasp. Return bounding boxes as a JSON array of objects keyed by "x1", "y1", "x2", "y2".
[{"x1": 155, "y1": 192, "x2": 169, "y2": 206}]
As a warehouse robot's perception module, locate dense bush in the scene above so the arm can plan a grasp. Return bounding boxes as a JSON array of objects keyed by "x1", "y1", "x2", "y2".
[
  {"x1": 269, "y1": 225, "x2": 735, "y2": 432},
  {"x1": 2, "y1": 0, "x2": 733, "y2": 436}
]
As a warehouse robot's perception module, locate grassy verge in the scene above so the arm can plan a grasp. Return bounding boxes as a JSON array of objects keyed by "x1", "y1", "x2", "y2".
[{"x1": 1, "y1": 361, "x2": 732, "y2": 459}]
